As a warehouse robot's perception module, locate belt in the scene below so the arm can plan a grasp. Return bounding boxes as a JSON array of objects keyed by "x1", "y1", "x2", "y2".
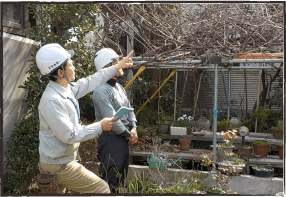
[{"x1": 108, "y1": 130, "x2": 117, "y2": 135}]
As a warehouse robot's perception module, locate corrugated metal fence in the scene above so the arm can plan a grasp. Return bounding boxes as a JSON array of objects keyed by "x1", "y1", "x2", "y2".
[{"x1": 177, "y1": 67, "x2": 282, "y2": 119}]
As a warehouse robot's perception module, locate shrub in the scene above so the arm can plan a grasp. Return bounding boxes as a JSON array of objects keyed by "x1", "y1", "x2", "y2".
[
  {"x1": 242, "y1": 106, "x2": 275, "y2": 132},
  {"x1": 4, "y1": 115, "x2": 40, "y2": 193},
  {"x1": 20, "y1": 4, "x2": 102, "y2": 120},
  {"x1": 136, "y1": 106, "x2": 158, "y2": 126},
  {"x1": 274, "y1": 121, "x2": 283, "y2": 130}
]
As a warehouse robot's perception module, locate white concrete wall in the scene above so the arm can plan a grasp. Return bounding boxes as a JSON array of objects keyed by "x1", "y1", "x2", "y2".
[
  {"x1": 3, "y1": 33, "x2": 39, "y2": 171},
  {"x1": 126, "y1": 165, "x2": 283, "y2": 195}
]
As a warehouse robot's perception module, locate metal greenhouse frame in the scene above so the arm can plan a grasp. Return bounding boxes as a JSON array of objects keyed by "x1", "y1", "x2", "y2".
[{"x1": 131, "y1": 56, "x2": 283, "y2": 163}]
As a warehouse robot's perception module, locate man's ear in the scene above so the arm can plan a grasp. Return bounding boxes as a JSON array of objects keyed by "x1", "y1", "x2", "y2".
[{"x1": 57, "y1": 69, "x2": 64, "y2": 77}]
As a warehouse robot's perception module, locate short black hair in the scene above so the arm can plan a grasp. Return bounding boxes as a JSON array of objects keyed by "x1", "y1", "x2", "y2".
[{"x1": 49, "y1": 61, "x2": 68, "y2": 81}]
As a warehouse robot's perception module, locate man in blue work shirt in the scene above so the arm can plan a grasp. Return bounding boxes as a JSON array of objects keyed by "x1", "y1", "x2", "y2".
[{"x1": 92, "y1": 48, "x2": 138, "y2": 192}]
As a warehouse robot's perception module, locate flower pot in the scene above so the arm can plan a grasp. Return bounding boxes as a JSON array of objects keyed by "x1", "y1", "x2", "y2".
[
  {"x1": 253, "y1": 166, "x2": 274, "y2": 177},
  {"x1": 253, "y1": 143, "x2": 270, "y2": 157},
  {"x1": 236, "y1": 146, "x2": 253, "y2": 158},
  {"x1": 196, "y1": 119, "x2": 210, "y2": 130},
  {"x1": 277, "y1": 145, "x2": 283, "y2": 159},
  {"x1": 157, "y1": 123, "x2": 169, "y2": 132},
  {"x1": 272, "y1": 128, "x2": 283, "y2": 138},
  {"x1": 217, "y1": 146, "x2": 235, "y2": 159},
  {"x1": 179, "y1": 138, "x2": 191, "y2": 151},
  {"x1": 217, "y1": 125, "x2": 229, "y2": 132},
  {"x1": 218, "y1": 160, "x2": 245, "y2": 175}
]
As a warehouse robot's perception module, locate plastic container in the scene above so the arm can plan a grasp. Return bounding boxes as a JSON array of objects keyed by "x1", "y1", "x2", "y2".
[{"x1": 253, "y1": 166, "x2": 274, "y2": 177}]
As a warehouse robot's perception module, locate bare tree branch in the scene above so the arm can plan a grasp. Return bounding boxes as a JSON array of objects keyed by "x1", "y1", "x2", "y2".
[{"x1": 100, "y1": 3, "x2": 283, "y2": 64}]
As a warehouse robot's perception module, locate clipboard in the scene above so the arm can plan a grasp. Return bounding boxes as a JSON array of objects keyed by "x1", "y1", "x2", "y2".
[{"x1": 113, "y1": 107, "x2": 134, "y2": 121}]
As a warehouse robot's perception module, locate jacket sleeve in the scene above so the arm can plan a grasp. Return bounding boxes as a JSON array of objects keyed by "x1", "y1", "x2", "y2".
[
  {"x1": 92, "y1": 89, "x2": 130, "y2": 135},
  {"x1": 71, "y1": 66, "x2": 117, "y2": 99},
  {"x1": 41, "y1": 99, "x2": 102, "y2": 144}
]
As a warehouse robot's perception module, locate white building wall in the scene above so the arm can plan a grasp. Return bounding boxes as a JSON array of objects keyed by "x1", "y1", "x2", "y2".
[{"x1": 3, "y1": 32, "x2": 39, "y2": 171}]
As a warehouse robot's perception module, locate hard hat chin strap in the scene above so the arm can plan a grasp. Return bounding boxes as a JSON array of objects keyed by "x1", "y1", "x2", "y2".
[
  {"x1": 61, "y1": 68, "x2": 74, "y2": 87},
  {"x1": 50, "y1": 65, "x2": 74, "y2": 87}
]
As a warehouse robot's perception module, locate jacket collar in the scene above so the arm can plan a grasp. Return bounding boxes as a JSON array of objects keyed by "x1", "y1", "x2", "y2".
[
  {"x1": 48, "y1": 80, "x2": 71, "y2": 99},
  {"x1": 106, "y1": 78, "x2": 117, "y2": 87}
]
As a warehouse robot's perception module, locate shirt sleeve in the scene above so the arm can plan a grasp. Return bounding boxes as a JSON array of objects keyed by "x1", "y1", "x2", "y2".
[
  {"x1": 120, "y1": 130, "x2": 131, "y2": 137},
  {"x1": 42, "y1": 99, "x2": 102, "y2": 144},
  {"x1": 119, "y1": 84, "x2": 137, "y2": 128},
  {"x1": 92, "y1": 88, "x2": 130, "y2": 135},
  {"x1": 71, "y1": 66, "x2": 117, "y2": 99}
]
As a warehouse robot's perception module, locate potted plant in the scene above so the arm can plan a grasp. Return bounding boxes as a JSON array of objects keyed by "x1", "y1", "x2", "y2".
[
  {"x1": 272, "y1": 120, "x2": 283, "y2": 138},
  {"x1": 156, "y1": 107, "x2": 172, "y2": 132},
  {"x1": 217, "y1": 119, "x2": 231, "y2": 132},
  {"x1": 252, "y1": 140, "x2": 270, "y2": 157},
  {"x1": 217, "y1": 158, "x2": 245, "y2": 175},
  {"x1": 196, "y1": 115, "x2": 210, "y2": 130},
  {"x1": 172, "y1": 119, "x2": 192, "y2": 135},
  {"x1": 179, "y1": 138, "x2": 191, "y2": 151},
  {"x1": 236, "y1": 144, "x2": 253, "y2": 158},
  {"x1": 214, "y1": 129, "x2": 238, "y2": 160},
  {"x1": 252, "y1": 165, "x2": 274, "y2": 177},
  {"x1": 277, "y1": 141, "x2": 283, "y2": 159}
]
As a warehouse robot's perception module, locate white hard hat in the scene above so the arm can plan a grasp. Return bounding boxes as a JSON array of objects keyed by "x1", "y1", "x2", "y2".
[
  {"x1": 36, "y1": 43, "x2": 74, "y2": 75},
  {"x1": 94, "y1": 48, "x2": 119, "y2": 71}
]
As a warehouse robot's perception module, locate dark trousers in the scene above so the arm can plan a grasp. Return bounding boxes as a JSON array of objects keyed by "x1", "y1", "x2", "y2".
[{"x1": 97, "y1": 132, "x2": 129, "y2": 192}]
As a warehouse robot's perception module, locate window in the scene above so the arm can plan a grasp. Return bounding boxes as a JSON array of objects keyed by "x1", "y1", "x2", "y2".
[{"x1": 3, "y1": 3, "x2": 28, "y2": 37}]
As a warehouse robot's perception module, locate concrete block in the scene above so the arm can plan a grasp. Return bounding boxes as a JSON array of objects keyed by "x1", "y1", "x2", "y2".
[{"x1": 170, "y1": 126, "x2": 187, "y2": 135}]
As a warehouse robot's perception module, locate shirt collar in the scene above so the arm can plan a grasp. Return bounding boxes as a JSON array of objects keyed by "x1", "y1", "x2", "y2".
[
  {"x1": 106, "y1": 78, "x2": 117, "y2": 87},
  {"x1": 48, "y1": 80, "x2": 71, "y2": 99}
]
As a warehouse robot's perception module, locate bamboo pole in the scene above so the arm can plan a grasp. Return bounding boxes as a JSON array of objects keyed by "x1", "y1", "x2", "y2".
[
  {"x1": 124, "y1": 66, "x2": 145, "y2": 90},
  {"x1": 174, "y1": 71, "x2": 178, "y2": 122},
  {"x1": 135, "y1": 70, "x2": 176, "y2": 116},
  {"x1": 178, "y1": 69, "x2": 189, "y2": 118},
  {"x1": 193, "y1": 72, "x2": 203, "y2": 117}
]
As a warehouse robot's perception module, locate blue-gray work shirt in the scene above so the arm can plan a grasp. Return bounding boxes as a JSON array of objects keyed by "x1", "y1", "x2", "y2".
[{"x1": 92, "y1": 82, "x2": 137, "y2": 136}]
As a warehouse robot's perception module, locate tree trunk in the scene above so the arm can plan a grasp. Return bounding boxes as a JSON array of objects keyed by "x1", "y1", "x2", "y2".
[
  {"x1": 253, "y1": 67, "x2": 282, "y2": 110},
  {"x1": 149, "y1": 69, "x2": 160, "y2": 110}
]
